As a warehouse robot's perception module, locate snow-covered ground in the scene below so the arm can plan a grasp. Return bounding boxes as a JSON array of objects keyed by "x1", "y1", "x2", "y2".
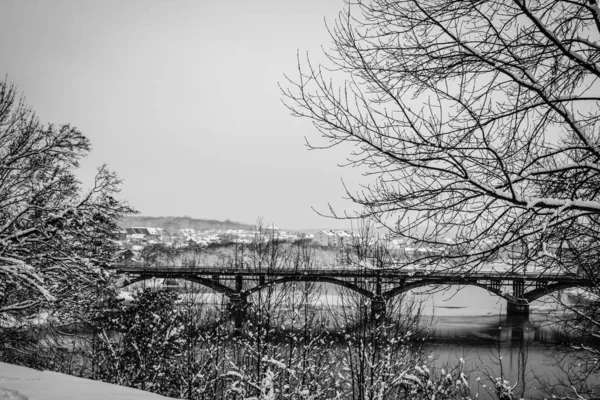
[{"x1": 0, "y1": 362, "x2": 174, "y2": 399}]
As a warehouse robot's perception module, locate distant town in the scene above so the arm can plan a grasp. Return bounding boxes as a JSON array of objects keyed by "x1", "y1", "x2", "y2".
[
  {"x1": 116, "y1": 221, "x2": 525, "y2": 263},
  {"x1": 116, "y1": 224, "x2": 464, "y2": 259},
  {"x1": 120, "y1": 226, "x2": 360, "y2": 251}
]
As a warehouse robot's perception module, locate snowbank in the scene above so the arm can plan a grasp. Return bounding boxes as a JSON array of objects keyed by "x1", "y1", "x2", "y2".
[{"x1": 0, "y1": 362, "x2": 174, "y2": 399}]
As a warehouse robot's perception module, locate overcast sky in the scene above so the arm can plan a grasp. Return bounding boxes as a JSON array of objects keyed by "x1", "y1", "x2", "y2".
[{"x1": 0, "y1": 0, "x2": 366, "y2": 230}]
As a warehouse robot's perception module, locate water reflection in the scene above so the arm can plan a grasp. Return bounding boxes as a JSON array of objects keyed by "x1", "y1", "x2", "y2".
[
  {"x1": 416, "y1": 288, "x2": 598, "y2": 399},
  {"x1": 428, "y1": 314, "x2": 557, "y2": 344}
]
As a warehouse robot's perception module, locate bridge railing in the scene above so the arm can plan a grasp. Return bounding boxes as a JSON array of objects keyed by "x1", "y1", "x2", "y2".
[{"x1": 114, "y1": 263, "x2": 582, "y2": 281}]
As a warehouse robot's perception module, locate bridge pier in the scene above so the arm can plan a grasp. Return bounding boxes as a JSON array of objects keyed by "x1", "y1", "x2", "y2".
[
  {"x1": 506, "y1": 301, "x2": 529, "y2": 316},
  {"x1": 507, "y1": 279, "x2": 529, "y2": 316},
  {"x1": 229, "y1": 275, "x2": 247, "y2": 332},
  {"x1": 228, "y1": 295, "x2": 248, "y2": 332},
  {"x1": 371, "y1": 296, "x2": 386, "y2": 321},
  {"x1": 371, "y1": 276, "x2": 386, "y2": 321}
]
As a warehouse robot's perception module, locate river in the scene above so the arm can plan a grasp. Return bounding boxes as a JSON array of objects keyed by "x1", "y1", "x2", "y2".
[{"x1": 412, "y1": 286, "x2": 597, "y2": 399}]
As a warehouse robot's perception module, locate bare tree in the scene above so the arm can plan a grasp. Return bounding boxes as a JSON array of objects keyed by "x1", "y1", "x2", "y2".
[
  {"x1": 283, "y1": 0, "x2": 600, "y2": 278},
  {"x1": 284, "y1": 0, "x2": 600, "y2": 260},
  {"x1": 0, "y1": 79, "x2": 135, "y2": 365},
  {"x1": 283, "y1": 0, "x2": 600, "y2": 394}
]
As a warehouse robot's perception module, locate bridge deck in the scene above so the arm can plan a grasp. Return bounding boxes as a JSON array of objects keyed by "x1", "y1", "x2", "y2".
[{"x1": 115, "y1": 266, "x2": 586, "y2": 283}]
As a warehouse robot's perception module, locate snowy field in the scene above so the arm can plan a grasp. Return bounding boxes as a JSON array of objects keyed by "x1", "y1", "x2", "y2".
[{"x1": 0, "y1": 362, "x2": 174, "y2": 400}]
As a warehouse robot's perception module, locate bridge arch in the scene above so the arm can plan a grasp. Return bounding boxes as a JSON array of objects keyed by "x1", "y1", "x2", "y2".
[
  {"x1": 117, "y1": 275, "x2": 236, "y2": 297},
  {"x1": 524, "y1": 282, "x2": 593, "y2": 303},
  {"x1": 242, "y1": 276, "x2": 375, "y2": 300},
  {"x1": 382, "y1": 279, "x2": 512, "y2": 302}
]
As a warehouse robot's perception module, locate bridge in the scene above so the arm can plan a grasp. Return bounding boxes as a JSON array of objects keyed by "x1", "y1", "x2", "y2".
[{"x1": 114, "y1": 263, "x2": 592, "y2": 328}]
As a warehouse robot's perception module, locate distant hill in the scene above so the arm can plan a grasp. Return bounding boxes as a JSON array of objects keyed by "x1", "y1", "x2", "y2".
[{"x1": 118, "y1": 216, "x2": 255, "y2": 233}]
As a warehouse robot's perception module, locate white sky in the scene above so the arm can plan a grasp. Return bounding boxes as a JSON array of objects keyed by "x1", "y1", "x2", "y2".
[{"x1": 0, "y1": 0, "x2": 363, "y2": 230}]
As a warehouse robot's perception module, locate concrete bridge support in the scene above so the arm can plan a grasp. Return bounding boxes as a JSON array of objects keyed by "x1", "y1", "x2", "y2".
[
  {"x1": 371, "y1": 296, "x2": 386, "y2": 321},
  {"x1": 229, "y1": 275, "x2": 248, "y2": 332},
  {"x1": 507, "y1": 301, "x2": 529, "y2": 315},
  {"x1": 229, "y1": 295, "x2": 248, "y2": 332},
  {"x1": 371, "y1": 276, "x2": 386, "y2": 321},
  {"x1": 507, "y1": 279, "x2": 529, "y2": 316}
]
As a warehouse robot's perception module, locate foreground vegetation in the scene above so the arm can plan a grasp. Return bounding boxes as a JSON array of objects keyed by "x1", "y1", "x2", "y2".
[{"x1": 23, "y1": 284, "x2": 526, "y2": 400}]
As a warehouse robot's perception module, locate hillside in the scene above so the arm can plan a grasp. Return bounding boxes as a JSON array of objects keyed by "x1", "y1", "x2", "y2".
[{"x1": 119, "y1": 216, "x2": 255, "y2": 232}]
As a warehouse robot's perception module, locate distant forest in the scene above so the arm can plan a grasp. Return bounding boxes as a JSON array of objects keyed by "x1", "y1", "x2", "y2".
[{"x1": 118, "y1": 216, "x2": 256, "y2": 233}]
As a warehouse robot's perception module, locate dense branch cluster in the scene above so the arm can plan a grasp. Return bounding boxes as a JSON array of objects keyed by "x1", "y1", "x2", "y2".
[
  {"x1": 283, "y1": 0, "x2": 600, "y2": 273},
  {"x1": 0, "y1": 80, "x2": 134, "y2": 354}
]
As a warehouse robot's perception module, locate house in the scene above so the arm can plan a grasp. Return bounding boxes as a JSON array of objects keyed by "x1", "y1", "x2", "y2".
[
  {"x1": 313, "y1": 230, "x2": 353, "y2": 247},
  {"x1": 117, "y1": 229, "x2": 127, "y2": 241},
  {"x1": 179, "y1": 228, "x2": 196, "y2": 238},
  {"x1": 335, "y1": 231, "x2": 353, "y2": 247},
  {"x1": 126, "y1": 233, "x2": 146, "y2": 244},
  {"x1": 313, "y1": 230, "x2": 337, "y2": 246}
]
